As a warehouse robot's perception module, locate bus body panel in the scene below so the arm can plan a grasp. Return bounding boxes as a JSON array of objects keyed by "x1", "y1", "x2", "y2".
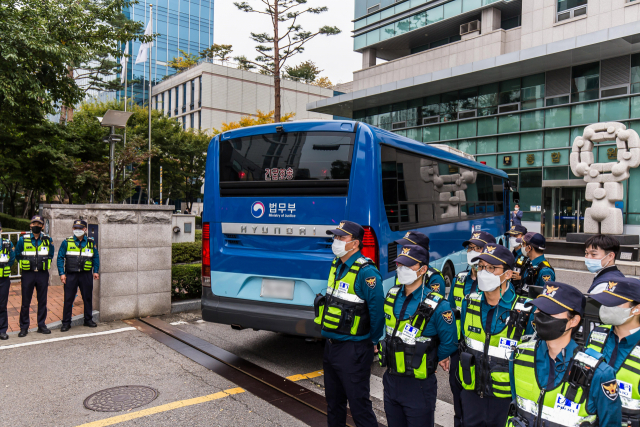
[{"x1": 202, "y1": 121, "x2": 508, "y2": 337}]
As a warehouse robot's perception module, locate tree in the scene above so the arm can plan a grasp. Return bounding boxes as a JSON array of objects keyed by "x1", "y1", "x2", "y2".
[
  {"x1": 212, "y1": 110, "x2": 296, "y2": 134},
  {"x1": 168, "y1": 49, "x2": 201, "y2": 73},
  {"x1": 0, "y1": 0, "x2": 152, "y2": 128},
  {"x1": 233, "y1": 0, "x2": 340, "y2": 122},
  {"x1": 200, "y1": 44, "x2": 234, "y2": 62},
  {"x1": 312, "y1": 76, "x2": 333, "y2": 89},
  {"x1": 284, "y1": 60, "x2": 322, "y2": 84},
  {"x1": 234, "y1": 55, "x2": 256, "y2": 71}
]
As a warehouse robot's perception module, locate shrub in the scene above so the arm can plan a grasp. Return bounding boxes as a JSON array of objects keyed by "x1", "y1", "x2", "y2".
[
  {"x1": 195, "y1": 229, "x2": 202, "y2": 242},
  {"x1": 195, "y1": 216, "x2": 202, "y2": 226},
  {"x1": 0, "y1": 213, "x2": 31, "y2": 231},
  {"x1": 172, "y1": 241, "x2": 201, "y2": 264},
  {"x1": 172, "y1": 264, "x2": 201, "y2": 299}
]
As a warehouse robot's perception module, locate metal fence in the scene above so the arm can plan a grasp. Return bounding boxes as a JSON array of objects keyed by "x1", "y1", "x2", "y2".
[{"x1": 1, "y1": 231, "x2": 29, "y2": 279}]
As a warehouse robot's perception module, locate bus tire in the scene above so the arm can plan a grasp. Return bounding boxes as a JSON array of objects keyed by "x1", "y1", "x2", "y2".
[{"x1": 442, "y1": 262, "x2": 454, "y2": 297}]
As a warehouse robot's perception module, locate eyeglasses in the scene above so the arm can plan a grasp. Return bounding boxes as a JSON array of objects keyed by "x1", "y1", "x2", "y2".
[
  {"x1": 477, "y1": 264, "x2": 503, "y2": 274},
  {"x1": 467, "y1": 245, "x2": 482, "y2": 252}
]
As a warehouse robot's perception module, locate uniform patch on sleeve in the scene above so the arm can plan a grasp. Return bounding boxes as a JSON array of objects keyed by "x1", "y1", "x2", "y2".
[
  {"x1": 542, "y1": 275, "x2": 551, "y2": 282},
  {"x1": 442, "y1": 311, "x2": 454, "y2": 325},
  {"x1": 365, "y1": 277, "x2": 377, "y2": 289},
  {"x1": 601, "y1": 379, "x2": 619, "y2": 401},
  {"x1": 430, "y1": 283, "x2": 441, "y2": 293}
]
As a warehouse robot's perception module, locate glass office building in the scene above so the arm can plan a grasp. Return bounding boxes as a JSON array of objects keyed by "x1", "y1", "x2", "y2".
[
  {"x1": 120, "y1": 0, "x2": 214, "y2": 105},
  {"x1": 308, "y1": 0, "x2": 640, "y2": 237}
]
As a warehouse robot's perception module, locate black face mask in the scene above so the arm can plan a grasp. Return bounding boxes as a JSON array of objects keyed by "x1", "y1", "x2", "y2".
[
  {"x1": 31, "y1": 225, "x2": 43, "y2": 234},
  {"x1": 533, "y1": 311, "x2": 569, "y2": 341}
]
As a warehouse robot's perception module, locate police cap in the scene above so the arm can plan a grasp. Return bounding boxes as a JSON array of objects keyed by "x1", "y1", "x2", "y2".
[
  {"x1": 30, "y1": 215, "x2": 44, "y2": 224},
  {"x1": 394, "y1": 245, "x2": 429, "y2": 267},
  {"x1": 73, "y1": 219, "x2": 88, "y2": 229},
  {"x1": 589, "y1": 278, "x2": 640, "y2": 307},
  {"x1": 395, "y1": 231, "x2": 429, "y2": 251},
  {"x1": 524, "y1": 233, "x2": 546, "y2": 250},
  {"x1": 462, "y1": 231, "x2": 496, "y2": 248},
  {"x1": 471, "y1": 244, "x2": 515, "y2": 268},
  {"x1": 516, "y1": 231, "x2": 536, "y2": 244},
  {"x1": 326, "y1": 220, "x2": 364, "y2": 241},
  {"x1": 527, "y1": 282, "x2": 586, "y2": 316},
  {"x1": 506, "y1": 225, "x2": 527, "y2": 236}
]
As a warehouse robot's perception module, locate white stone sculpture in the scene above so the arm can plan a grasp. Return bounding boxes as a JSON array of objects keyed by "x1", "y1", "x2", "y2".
[
  {"x1": 421, "y1": 158, "x2": 477, "y2": 219},
  {"x1": 570, "y1": 122, "x2": 640, "y2": 235}
]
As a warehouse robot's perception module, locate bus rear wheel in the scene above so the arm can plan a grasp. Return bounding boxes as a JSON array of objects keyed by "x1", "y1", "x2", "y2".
[{"x1": 442, "y1": 262, "x2": 454, "y2": 298}]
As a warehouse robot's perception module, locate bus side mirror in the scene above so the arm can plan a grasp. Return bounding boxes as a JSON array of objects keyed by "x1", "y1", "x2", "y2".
[{"x1": 513, "y1": 191, "x2": 520, "y2": 204}]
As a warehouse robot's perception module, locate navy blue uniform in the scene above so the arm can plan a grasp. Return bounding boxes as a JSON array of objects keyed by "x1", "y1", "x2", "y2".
[
  {"x1": 57, "y1": 235, "x2": 100, "y2": 325},
  {"x1": 0, "y1": 240, "x2": 16, "y2": 334},
  {"x1": 522, "y1": 254, "x2": 555, "y2": 288},
  {"x1": 322, "y1": 250, "x2": 384, "y2": 427},
  {"x1": 588, "y1": 265, "x2": 626, "y2": 293},
  {"x1": 15, "y1": 233, "x2": 54, "y2": 330},
  {"x1": 384, "y1": 285, "x2": 457, "y2": 427}
]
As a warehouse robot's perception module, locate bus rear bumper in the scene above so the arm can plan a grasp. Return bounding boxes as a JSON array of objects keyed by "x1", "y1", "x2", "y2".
[{"x1": 201, "y1": 288, "x2": 322, "y2": 338}]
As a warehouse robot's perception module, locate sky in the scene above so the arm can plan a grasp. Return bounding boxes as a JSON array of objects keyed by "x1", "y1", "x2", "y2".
[{"x1": 214, "y1": 0, "x2": 361, "y2": 85}]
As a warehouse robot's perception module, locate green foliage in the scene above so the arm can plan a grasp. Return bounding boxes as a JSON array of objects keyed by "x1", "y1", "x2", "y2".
[
  {"x1": 168, "y1": 49, "x2": 200, "y2": 73},
  {"x1": 201, "y1": 44, "x2": 233, "y2": 61},
  {"x1": 171, "y1": 264, "x2": 201, "y2": 299},
  {"x1": 233, "y1": 55, "x2": 256, "y2": 71},
  {"x1": 195, "y1": 229, "x2": 202, "y2": 242},
  {"x1": 172, "y1": 241, "x2": 201, "y2": 264},
  {"x1": 0, "y1": 214, "x2": 30, "y2": 231},
  {"x1": 0, "y1": 0, "x2": 153, "y2": 127},
  {"x1": 285, "y1": 61, "x2": 323, "y2": 84},
  {"x1": 195, "y1": 216, "x2": 202, "y2": 227}
]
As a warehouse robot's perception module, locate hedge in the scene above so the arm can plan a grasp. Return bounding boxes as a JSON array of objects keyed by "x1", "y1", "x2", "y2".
[
  {"x1": 0, "y1": 213, "x2": 31, "y2": 231},
  {"x1": 195, "y1": 229, "x2": 202, "y2": 242},
  {"x1": 195, "y1": 216, "x2": 202, "y2": 226},
  {"x1": 172, "y1": 264, "x2": 201, "y2": 299},
  {"x1": 172, "y1": 241, "x2": 201, "y2": 264}
]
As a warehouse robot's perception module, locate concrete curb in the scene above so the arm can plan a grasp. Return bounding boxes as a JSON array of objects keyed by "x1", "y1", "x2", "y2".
[
  {"x1": 8, "y1": 310, "x2": 100, "y2": 335},
  {"x1": 171, "y1": 299, "x2": 201, "y2": 313}
]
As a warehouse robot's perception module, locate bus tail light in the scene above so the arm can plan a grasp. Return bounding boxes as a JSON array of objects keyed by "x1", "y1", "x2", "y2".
[
  {"x1": 202, "y1": 222, "x2": 211, "y2": 287},
  {"x1": 361, "y1": 226, "x2": 379, "y2": 267}
]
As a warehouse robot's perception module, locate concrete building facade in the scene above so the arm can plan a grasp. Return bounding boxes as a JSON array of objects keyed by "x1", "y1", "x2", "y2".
[
  {"x1": 151, "y1": 61, "x2": 334, "y2": 133},
  {"x1": 308, "y1": 0, "x2": 640, "y2": 237}
]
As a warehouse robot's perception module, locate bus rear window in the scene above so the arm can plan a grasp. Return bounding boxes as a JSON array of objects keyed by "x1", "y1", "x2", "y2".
[{"x1": 219, "y1": 132, "x2": 354, "y2": 197}]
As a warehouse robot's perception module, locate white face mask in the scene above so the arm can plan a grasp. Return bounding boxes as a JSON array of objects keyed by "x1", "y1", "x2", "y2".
[
  {"x1": 521, "y1": 246, "x2": 529, "y2": 257},
  {"x1": 514, "y1": 207, "x2": 519, "y2": 212},
  {"x1": 397, "y1": 265, "x2": 420, "y2": 285},
  {"x1": 331, "y1": 239, "x2": 350, "y2": 258},
  {"x1": 599, "y1": 305, "x2": 634, "y2": 326},
  {"x1": 509, "y1": 237, "x2": 520, "y2": 249},
  {"x1": 73, "y1": 229, "x2": 85, "y2": 238},
  {"x1": 467, "y1": 251, "x2": 480, "y2": 266},
  {"x1": 477, "y1": 269, "x2": 504, "y2": 292}
]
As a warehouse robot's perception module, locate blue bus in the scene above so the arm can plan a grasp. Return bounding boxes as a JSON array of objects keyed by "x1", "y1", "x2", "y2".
[{"x1": 201, "y1": 120, "x2": 510, "y2": 337}]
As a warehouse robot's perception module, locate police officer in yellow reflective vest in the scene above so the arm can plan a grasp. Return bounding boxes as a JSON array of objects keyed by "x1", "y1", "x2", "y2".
[
  {"x1": 506, "y1": 225, "x2": 527, "y2": 296},
  {"x1": 0, "y1": 222, "x2": 15, "y2": 340},
  {"x1": 508, "y1": 282, "x2": 621, "y2": 427},
  {"x1": 448, "y1": 230, "x2": 496, "y2": 427},
  {"x1": 57, "y1": 220, "x2": 100, "y2": 331},
  {"x1": 379, "y1": 245, "x2": 457, "y2": 427},
  {"x1": 15, "y1": 215, "x2": 54, "y2": 337},
  {"x1": 394, "y1": 231, "x2": 446, "y2": 295},
  {"x1": 314, "y1": 220, "x2": 384, "y2": 427},
  {"x1": 458, "y1": 244, "x2": 535, "y2": 427},
  {"x1": 518, "y1": 232, "x2": 555, "y2": 291},
  {"x1": 586, "y1": 277, "x2": 640, "y2": 426}
]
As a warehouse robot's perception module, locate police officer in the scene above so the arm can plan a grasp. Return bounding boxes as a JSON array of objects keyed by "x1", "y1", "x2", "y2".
[
  {"x1": 57, "y1": 220, "x2": 99, "y2": 331},
  {"x1": 447, "y1": 230, "x2": 496, "y2": 427},
  {"x1": 519, "y1": 232, "x2": 555, "y2": 291},
  {"x1": 506, "y1": 225, "x2": 528, "y2": 296},
  {"x1": 458, "y1": 244, "x2": 535, "y2": 427},
  {"x1": 15, "y1": 215, "x2": 54, "y2": 337},
  {"x1": 395, "y1": 231, "x2": 445, "y2": 294},
  {"x1": 508, "y1": 282, "x2": 621, "y2": 426},
  {"x1": 380, "y1": 245, "x2": 457, "y2": 427},
  {"x1": 0, "y1": 222, "x2": 15, "y2": 340},
  {"x1": 586, "y1": 277, "x2": 640, "y2": 425},
  {"x1": 314, "y1": 220, "x2": 384, "y2": 427},
  {"x1": 584, "y1": 234, "x2": 626, "y2": 293}
]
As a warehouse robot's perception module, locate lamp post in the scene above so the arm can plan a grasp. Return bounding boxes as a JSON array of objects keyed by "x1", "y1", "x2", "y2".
[{"x1": 97, "y1": 109, "x2": 134, "y2": 203}]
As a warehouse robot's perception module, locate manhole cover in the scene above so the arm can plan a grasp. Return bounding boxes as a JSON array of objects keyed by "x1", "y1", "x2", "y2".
[{"x1": 84, "y1": 386, "x2": 158, "y2": 412}]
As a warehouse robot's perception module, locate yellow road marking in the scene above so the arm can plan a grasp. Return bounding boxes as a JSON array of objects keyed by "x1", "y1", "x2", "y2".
[
  {"x1": 286, "y1": 370, "x2": 324, "y2": 382},
  {"x1": 76, "y1": 387, "x2": 245, "y2": 427}
]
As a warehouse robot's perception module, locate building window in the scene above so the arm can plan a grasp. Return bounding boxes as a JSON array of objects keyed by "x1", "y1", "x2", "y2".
[
  {"x1": 161, "y1": 93, "x2": 164, "y2": 113},
  {"x1": 182, "y1": 117, "x2": 186, "y2": 130},
  {"x1": 199, "y1": 76, "x2": 202, "y2": 108},
  {"x1": 190, "y1": 80, "x2": 195, "y2": 110},
  {"x1": 190, "y1": 113, "x2": 194, "y2": 129},
  {"x1": 557, "y1": 0, "x2": 587, "y2": 22},
  {"x1": 571, "y1": 62, "x2": 600, "y2": 103},
  {"x1": 182, "y1": 83, "x2": 187, "y2": 113},
  {"x1": 168, "y1": 91, "x2": 172, "y2": 117},
  {"x1": 174, "y1": 87, "x2": 178, "y2": 115},
  {"x1": 198, "y1": 111, "x2": 201, "y2": 129}
]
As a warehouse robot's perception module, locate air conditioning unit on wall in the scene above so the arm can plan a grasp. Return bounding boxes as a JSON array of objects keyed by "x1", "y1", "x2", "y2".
[{"x1": 460, "y1": 20, "x2": 480, "y2": 36}]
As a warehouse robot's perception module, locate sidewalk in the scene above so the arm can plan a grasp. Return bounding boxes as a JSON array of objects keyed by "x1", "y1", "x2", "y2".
[{"x1": 7, "y1": 283, "x2": 84, "y2": 332}]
